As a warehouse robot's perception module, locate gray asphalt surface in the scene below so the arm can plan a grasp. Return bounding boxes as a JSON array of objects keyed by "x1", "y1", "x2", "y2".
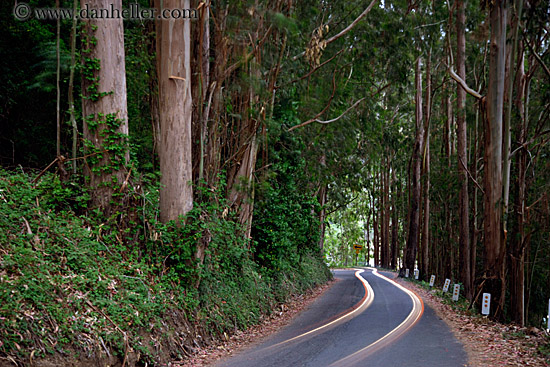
[{"x1": 213, "y1": 269, "x2": 468, "y2": 367}]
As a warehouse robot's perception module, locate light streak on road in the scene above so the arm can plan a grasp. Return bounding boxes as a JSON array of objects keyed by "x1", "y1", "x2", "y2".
[{"x1": 329, "y1": 268, "x2": 424, "y2": 366}]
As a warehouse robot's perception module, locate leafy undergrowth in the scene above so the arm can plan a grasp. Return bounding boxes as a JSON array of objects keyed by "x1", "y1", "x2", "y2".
[
  {"x1": 0, "y1": 169, "x2": 332, "y2": 366},
  {"x1": 398, "y1": 277, "x2": 550, "y2": 367}
]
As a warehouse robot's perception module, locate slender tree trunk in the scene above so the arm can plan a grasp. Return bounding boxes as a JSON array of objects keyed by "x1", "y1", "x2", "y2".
[
  {"x1": 56, "y1": 0, "x2": 61, "y2": 158},
  {"x1": 390, "y1": 170, "x2": 399, "y2": 269},
  {"x1": 456, "y1": 0, "x2": 472, "y2": 300},
  {"x1": 318, "y1": 153, "x2": 327, "y2": 251},
  {"x1": 197, "y1": 0, "x2": 210, "y2": 184},
  {"x1": 445, "y1": 85, "x2": 453, "y2": 167},
  {"x1": 483, "y1": 0, "x2": 507, "y2": 319},
  {"x1": 471, "y1": 103, "x2": 480, "y2": 295},
  {"x1": 382, "y1": 155, "x2": 390, "y2": 268},
  {"x1": 503, "y1": 0, "x2": 522, "y2": 234},
  {"x1": 372, "y1": 185, "x2": 379, "y2": 267},
  {"x1": 420, "y1": 53, "x2": 431, "y2": 280},
  {"x1": 421, "y1": 123, "x2": 430, "y2": 280},
  {"x1": 68, "y1": 0, "x2": 78, "y2": 174},
  {"x1": 365, "y1": 198, "x2": 371, "y2": 266},
  {"x1": 510, "y1": 40, "x2": 526, "y2": 326},
  {"x1": 81, "y1": 0, "x2": 129, "y2": 212},
  {"x1": 403, "y1": 56, "x2": 424, "y2": 275},
  {"x1": 155, "y1": 0, "x2": 193, "y2": 222}
]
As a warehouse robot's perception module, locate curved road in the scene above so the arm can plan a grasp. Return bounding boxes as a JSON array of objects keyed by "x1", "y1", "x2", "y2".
[{"x1": 214, "y1": 268, "x2": 468, "y2": 367}]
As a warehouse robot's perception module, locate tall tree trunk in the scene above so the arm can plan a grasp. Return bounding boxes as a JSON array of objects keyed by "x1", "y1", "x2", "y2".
[
  {"x1": 445, "y1": 85, "x2": 453, "y2": 167},
  {"x1": 81, "y1": 0, "x2": 129, "y2": 212},
  {"x1": 156, "y1": 0, "x2": 193, "y2": 222},
  {"x1": 483, "y1": 0, "x2": 507, "y2": 319},
  {"x1": 365, "y1": 199, "x2": 371, "y2": 266},
  {"x1": 68, "y1": 0, "x2": 78, "y2": 174},
  {"x1": 196, "y1": 0, "x2": 210, "y2": 185},
  {"x1": 372, "y1": 185, "x2": 379, "y2": 267},
  {"x1": 56, "y1": 0, "x2": 61, "y2": 158},
  {"x1": 421, "y1": 122, "x2": 430, "y2": 280},
  {"x1": 318, "y1": 153, "x2": 327, "y2": 251},
  {"x1": 403, "y1": 56, "x2": 424, "y2": 275},
  {"x1": 456, "y1": 0, "x2": 472, "y2": 300},
  {"x1": 420, "y1": 53, "x2": 431, "y2": 280},
  {"x1": 381, "y1": 155, "x2": 390, "y2": 268},
  {"x1": 390, "y1": 170, "x2": 399, "y2": 269},
  {"x1": 502, "y1": 0, "x2": 523, "y2": 234},
  {"x1": 470, "y1": 102, "x2": 480, "y2": 297},
  {"x1": 509, "y1": 38, "x2": 526, "y2": 326}
]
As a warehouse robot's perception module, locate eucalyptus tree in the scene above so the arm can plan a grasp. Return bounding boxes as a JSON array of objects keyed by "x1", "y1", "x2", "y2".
[
  {"x1": 482, "y1": 0, "x2": 507, "y2": 319},
  {"x1": 455, "y1": 0, "x2": 473, "y2": 300},
  {"x1": 80, "y1": 0, "x2": 129, "y2": 212},
  {"x1": 155, "y1": 0, "x2": 193, "y2": 222}
]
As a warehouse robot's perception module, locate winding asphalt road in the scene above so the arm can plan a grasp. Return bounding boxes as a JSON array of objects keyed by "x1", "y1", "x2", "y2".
[{"x1": 214, "y1": 268, "x2": 468, "y2": 367}]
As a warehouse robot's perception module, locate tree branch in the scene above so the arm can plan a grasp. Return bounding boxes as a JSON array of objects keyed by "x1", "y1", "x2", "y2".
[
  {"x1": 448, "y1": 66, "x2": 483, "y2": 99},
  {"x1": 276, "y1": 49, "x2": 344, "y2": 89},
  {"x1": 224, "y1": 25, "x2": 273, "y2": 79},
  {"x1": 314, "y1": 97, "x2": 365, "y2": 124},
  {"x1": 324, "y1": 0, "x2": 378, "y2": 45},
  {"x1": 524, "y1": 37, "x2": 550, "y2": 80},
  {"x1": 287, "y1": 72, "x2": 337, "y2": 131},
  {"x1": 293, "y1": 0, "x2": 378, "y2": 60},
  {"x1": 459, "y1": 155, "x2": 485, "y2": 194},
  {"x1": 288, "y1": 82, "x2": 390, "y2": 132}
]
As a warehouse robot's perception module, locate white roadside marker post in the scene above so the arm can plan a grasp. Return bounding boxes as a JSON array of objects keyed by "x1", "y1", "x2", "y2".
[
  {"x1": 482, "y1": 293, "x2": 491, "y2": 316},
  {"x1": 443, "y1": 278, "x2": 451, "y2": 292},
  {"x1": 405, "y1": 269, "x2": 410, "y2": 278},
  {"x1": 452, "y1": 284, "x2": 460, "y2": 301},
  {"x1": 429, "y1": 275, "x2": 435, "y2": 287},
  {"x1": 547, "y1": 298, "x2": 550, "y2": 332},
  {"x1": 414, "y1": 269, "x2": 419, "y2": 280}
]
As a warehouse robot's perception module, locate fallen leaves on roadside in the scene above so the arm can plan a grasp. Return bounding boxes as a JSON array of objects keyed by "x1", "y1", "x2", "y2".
[
  {"x1": 396, "y1": 278, "x2": 550, "y2": 367},
  {"x1": 173, "y1": 281, "x2": 335, "y2": 367}
]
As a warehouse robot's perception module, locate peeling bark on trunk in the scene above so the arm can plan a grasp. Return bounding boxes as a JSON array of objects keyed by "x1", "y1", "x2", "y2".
[
  {"x1": 156, "y1": 0, "x2": 194, "y2": 222},
  {"x1": 483, "y1": 0, "x2": 507, "y2": 319}
]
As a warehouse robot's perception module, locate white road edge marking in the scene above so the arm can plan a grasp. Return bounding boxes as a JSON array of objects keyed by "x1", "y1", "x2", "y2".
[
  {"x1": 268, "y1": 269, "x2": 374, "y2": 349},
  {"x1": 329, "y1": 267, "x2": 424, "y2": 366}
]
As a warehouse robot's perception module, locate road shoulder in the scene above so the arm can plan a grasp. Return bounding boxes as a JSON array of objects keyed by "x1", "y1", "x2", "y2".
[{"x1": 395, "y1": 277, "x2": 550, "y2": 367}]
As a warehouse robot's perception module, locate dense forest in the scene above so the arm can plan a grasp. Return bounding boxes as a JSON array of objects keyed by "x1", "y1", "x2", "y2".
[{"x1": 0, "y1": 0, "x2": 549, "y2": 365}]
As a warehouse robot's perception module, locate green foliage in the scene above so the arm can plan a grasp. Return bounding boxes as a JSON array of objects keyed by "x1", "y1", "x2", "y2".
[
  {"x1": 0, "y1": 167, "x2": 331, "y2": 363},
  {"x1": 252, "y1": 125, "x2": 324, "y2": 279}
]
